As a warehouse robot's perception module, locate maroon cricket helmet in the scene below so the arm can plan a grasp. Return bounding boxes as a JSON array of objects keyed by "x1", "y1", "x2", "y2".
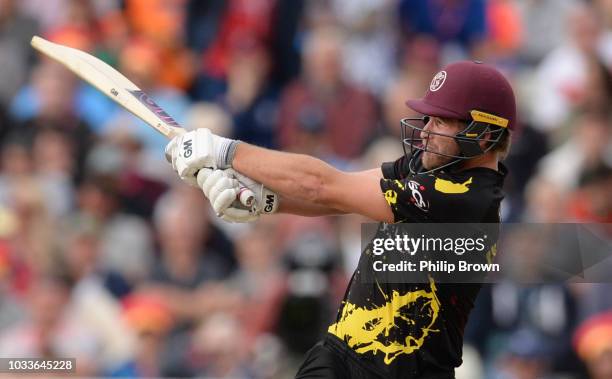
[
  {"x1": 406, "y1": 60, "x2": 516, "y2": 130},
  {"x1": 401, "y1": 61, "x2": 517, "y2": 174}
]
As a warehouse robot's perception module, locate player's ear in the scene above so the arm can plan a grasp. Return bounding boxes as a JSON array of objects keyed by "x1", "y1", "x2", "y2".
[{"x1": 479, "y1": 131, "x2": 492, "y2": 149}]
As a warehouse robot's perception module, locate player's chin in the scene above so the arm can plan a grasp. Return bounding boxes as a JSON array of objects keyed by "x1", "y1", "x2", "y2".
[
  {"x1": 422, "y1": 153, "x2": 451, "y2": 171},
  {"x1": 421, "y1": 152, "x2": 433, "y2": 169}
]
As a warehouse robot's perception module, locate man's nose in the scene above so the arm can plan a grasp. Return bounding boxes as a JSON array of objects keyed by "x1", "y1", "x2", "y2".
[{"x1": 420, "y1": 116, "x2": 433, "y2": 140}]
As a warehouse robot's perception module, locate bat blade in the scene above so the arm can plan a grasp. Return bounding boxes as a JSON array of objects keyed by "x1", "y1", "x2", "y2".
[
  {"x1": 30, "y1": 35, "x2": 183, "y2": 139},
  {"x1": 30, "y1": 36, "x2": 256, "y2": 210}
]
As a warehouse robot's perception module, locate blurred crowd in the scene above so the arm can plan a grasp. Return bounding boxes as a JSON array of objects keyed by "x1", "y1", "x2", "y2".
[{"x1": 0, "y1": 0, "x2": 610, "y2": 378}]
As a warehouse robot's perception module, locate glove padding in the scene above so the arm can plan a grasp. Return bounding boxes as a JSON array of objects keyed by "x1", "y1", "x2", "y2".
[
  {"x1": 165, "y1": 128, "x2": 238, "y2": 187},
  {"x1": 196, "y1": 168, "x2": 279, "y2": 223}
]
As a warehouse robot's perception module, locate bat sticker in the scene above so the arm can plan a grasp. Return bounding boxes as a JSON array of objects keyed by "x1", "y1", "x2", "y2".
[{"x1": 129, "y1": 90, "x2": 181, "y2": 128}]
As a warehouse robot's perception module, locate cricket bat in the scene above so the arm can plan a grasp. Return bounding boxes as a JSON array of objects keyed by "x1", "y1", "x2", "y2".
[{"x1": 30, "y1": 35, "x2": 254, "y2": 207}]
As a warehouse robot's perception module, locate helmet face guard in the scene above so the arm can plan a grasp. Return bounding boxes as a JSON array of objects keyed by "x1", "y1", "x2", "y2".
[{"x1": 400, "y1": 110, "x2": 509, "y2": 175}]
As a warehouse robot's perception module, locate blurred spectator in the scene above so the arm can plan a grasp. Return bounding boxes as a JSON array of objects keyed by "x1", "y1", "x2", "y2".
[
  {"x1": 14, "y1": 47, "x2": 118, "y2": 133},
  {"x1": 3, "y1": 178, "x2": 59, "y2": 288},
  {"x1": 575, "y1": 56, "x2": 612, "y2": 116},
  {"x1": 62, "y1": 224, "x2": 137, "y2": 371},
  {"x1": 86, "y1": 132, "x2": 168, "y2": 219},
  {"x1": 276, "y1": 224, "x2": 341, "y2": 356},
  {"x1": 9, "y1": 61, "x2": 95, "y2": 183},
  {"x1": 268, "y1": 0, "x2": 307, "y2": 88},
  {"x1": 191, "y1": 312, "x2": 252, "y2": 377},
  {"x1": 184, "y1": 0, "x2": 226, "y2": 54},
  {"x1": 0, "y1": 0, "x2": 39, "y2": 106},
  {"x1": 596, "y1": 0, "x2": 612, "y2": 30},
  {"x1": 223, "y1": 41, "x2": 280, "y2": 148},
  {"x1": 95, "y1": 9, "x2": 130, "y2": 68},
  {"x1": 110, "y1": 293, "x2": 174, "y2": 377},
  {"x1": 0, "y1": 135, "x2": 33, "y2": 204},
  {"x1": 125, "y1": 0, "x2": 185, "y2": 48},
  {"x1": 399, "y1": 0, "x2": 487, "y2": 60},
  {"x1": 574, "y1": 311, "x2": 612, "y2": 379},
  {"x1": 62, "y1": 221, "x2": 130, "y2": 298},
  {"x1": 0, "y1": 211, "x2": 25, "y2": 330},
  {"x1": 278, "y1": 26, "x2": 377, "y2": 162},
  {"x1": 44, "y1": 0, "x2": 107, "y2": 51},
  {"x1": 501, "y1": 124, "x2": 549, "y2": 222},
  {"x1": 0, "y1": 274, "x2": 100, "y2": 376},
  {"x1": 523, "y1": 176, "x2": 569, "y2": 223},
  {"x1": 229, "y1": 220, "x2": 287, "y2": 351},
  {"x1": 31, "y1": 128, "x2": 76, "y2": 218},
  {"x1": 18, "y1": 0, "x2": 119, "y2": 32},
  {"x1": 124, "y1": 0, "x2": 196, "y2": 91},
  {"x1": 573, "y1": 282, "x2": 612, "y2": 326},
  {"x1": 136, "y1": 186, "x2": 240, "y2": 376},
  {"x1": 185, "y1": 102, "x2": 233, "y2": 136},
  {"x1": 516, "y1": 0, "x2": 578, "y2": 65},
  {"x1": 466, "y1": 283, "x2": 581, "y2": 378},
  {"x1": 483, "y1": 0, "x2": 523, "y2": 62},
  {"x1": 567, "y1": 160, "x2": 612, "y2": 222},
  {"x1": 194, "y1": 0, "x2": 276, "y2": 101},
  {"x1": 493, "y1": 329, "x2": 555, "y2": 379},
  {"x1": 332, "y1": 0, "x2": 398, "y2": 95},
  {"x1": 530, "y1": 3, "x2": 612, "y2": 131},
  {"x1": 151, "y1": 185, "x2": 233, "y2": 290},
  {"x1": 71, "y1": 175, "x2": 153, "y2": 284},
  {"x1": 535, "y1": 110, "x2": 612, "y2": 194}
]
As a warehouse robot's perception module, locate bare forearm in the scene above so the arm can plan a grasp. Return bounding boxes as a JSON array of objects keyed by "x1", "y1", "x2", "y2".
[
  {"x1": 233, "y1": 143, "x2": 338, "y2": 206},
  {"x1": 232, "y1": 144, "x2": 391, "y2": 221},
  {"x1": 278, "y1": 195, "x2": 347, "y2": 216}
]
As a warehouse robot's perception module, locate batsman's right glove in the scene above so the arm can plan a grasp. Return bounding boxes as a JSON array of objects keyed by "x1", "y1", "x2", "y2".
[{"x1": 196, "y1": 168, "x2": 279, "y2": 223}]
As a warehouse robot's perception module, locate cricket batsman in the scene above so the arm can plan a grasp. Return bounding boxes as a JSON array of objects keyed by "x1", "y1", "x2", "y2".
[{"x1": 165, "y1": 61, "x2": 516, "y2": 378}]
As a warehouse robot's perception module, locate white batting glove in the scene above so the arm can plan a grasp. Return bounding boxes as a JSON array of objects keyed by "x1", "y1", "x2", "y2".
[
  {"x1": 231, "y1": 169, "x2": 279, "y2": 215},
  {"x1": 164, "y1": 128, "x2": 240, "y2": 187},
  {"x1": 196, "y1": 168, "x2": 279, "y2": 223}
]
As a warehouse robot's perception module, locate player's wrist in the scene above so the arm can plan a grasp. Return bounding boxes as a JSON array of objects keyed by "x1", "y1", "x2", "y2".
[{"x1": 216, "y1": 138, "x2": 241, "y2": 169}]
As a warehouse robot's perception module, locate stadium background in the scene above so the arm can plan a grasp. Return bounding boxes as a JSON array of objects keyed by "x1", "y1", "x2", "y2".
[{"x1": 0, "y1": 0, "x2": 610, "y2": 377}]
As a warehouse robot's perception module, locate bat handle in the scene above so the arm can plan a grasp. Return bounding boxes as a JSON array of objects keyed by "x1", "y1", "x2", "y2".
[{"x1": 238, "y1": 187, "x2": 255, "y2": 208}]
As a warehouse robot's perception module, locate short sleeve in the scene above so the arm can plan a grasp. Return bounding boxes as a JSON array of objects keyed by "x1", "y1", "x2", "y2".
[{"x1": 381, "y1": 156, "x2": 409, "y2": 180}]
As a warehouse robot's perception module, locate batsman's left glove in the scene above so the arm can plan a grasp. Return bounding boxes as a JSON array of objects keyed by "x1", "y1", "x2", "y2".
[{"x1": 197, "y1": 168, "x2": 279, "y2": 223}]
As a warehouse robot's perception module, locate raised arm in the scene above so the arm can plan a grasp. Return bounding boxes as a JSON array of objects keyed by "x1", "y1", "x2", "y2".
[
  {"x1": 232, "y1": 144, "x2": 393, "y2": 222},
  {"x1": 165, "y1": 129, "x2": 393, "y2": 223}
]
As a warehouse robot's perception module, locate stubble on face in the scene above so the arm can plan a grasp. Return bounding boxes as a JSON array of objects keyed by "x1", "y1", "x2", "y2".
[{"x1": 421, "y1": 118, "x2": 463, "y2": 170}]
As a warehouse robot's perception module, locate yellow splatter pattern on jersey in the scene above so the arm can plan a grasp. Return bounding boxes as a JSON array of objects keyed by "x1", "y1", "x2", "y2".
[
  {"x1": 328, "y1": 278, "x2": 441, "y2": 365},
  {"x1": 384, "y1": 190, "x2": 397, "y2": 205},
  {"x1": 434, "y1": 177, "x2": 473, "y2": 194}
]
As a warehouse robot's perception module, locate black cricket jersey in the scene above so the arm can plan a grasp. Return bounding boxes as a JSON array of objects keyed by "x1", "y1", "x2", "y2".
[{"x1": 327, "y1": 155, "x2": 507, "y2": 379}]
